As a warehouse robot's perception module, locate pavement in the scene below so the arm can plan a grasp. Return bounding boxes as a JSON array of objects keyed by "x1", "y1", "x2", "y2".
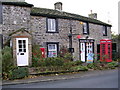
[{"x1": 2, "y1": 68, "x2": 118, "y2": 86}]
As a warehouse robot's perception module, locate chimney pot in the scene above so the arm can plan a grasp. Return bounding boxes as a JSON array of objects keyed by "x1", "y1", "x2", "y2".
[{"x1": 89, "y1": 13, "x2": 97, "y2": 19}]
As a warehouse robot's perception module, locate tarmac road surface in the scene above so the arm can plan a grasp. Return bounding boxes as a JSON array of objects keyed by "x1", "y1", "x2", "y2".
[{"x1": 2, "y1": 69, "x2": 118, "y2": 88}]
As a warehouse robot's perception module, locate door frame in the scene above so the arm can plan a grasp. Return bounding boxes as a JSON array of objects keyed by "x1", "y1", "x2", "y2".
[
  {"x1": 16, "y1": 38, "x2": 29, "y2": 66},
  {"x1": 79, "y1": 39, "x2": 94, "y2": 62}
]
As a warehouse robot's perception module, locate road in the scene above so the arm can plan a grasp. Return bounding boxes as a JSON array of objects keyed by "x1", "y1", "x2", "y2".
[{"x1": 3, "y1": 69, "x2": 118, "y2": 88}]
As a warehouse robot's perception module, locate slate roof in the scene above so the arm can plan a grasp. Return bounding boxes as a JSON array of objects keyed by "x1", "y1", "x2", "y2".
[
  {"x1": 1, "y1": 1, "x2": 111, "y2": 26},
  {"x1": 1, "y1": 2, "x2": 33, "y2": 7},
  {"x1": 31, "y1": 7, "x2": 112, "y2": 27}
]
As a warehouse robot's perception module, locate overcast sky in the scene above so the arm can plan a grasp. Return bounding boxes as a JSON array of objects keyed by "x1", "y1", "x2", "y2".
[{"x1": 26, "y1": 0, "x2": 119, "y2": 34}]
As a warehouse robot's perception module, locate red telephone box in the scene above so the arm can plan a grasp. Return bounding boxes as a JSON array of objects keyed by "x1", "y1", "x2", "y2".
[
  {"x1": 100, "y1": 39, "x2": 112, "y2": 62},
  {"x1": 40, "y1": 48, "x2": 45, "y2": 58}
]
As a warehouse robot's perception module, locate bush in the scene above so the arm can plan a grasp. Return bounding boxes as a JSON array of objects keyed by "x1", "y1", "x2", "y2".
[
  {"x1": 107, "y1": 61, "x2": 118, "y2": 69},
  {"x1": 32, "y1": 45, "x2": 42, "y2": 59},
  {"x1": 63, "y1": 53, "x2": 73, "y2": 62},
  {"x1": 74, "y1": 60, "x2": 83, "y2": 66},
  {"x1": 63, "y1": 62, "x2": 75, "y2": 70},
  {"x1": 32, "y1": 57, "x2": 40, "y2": 67},
  {"x1": 32, "y1": 45, "x2": 43, "y2": 67},
  {"x1": 71, "y1": 65, "x2": 88, "y2": 71},
  {"x1": 9, "y1": 67, "x2": 28, "y2": 80},
  {"x1": 59, "y1": 46, "x2": 73, "y2": 62},
  {"x1": 32, "y1": 57, "x2": 64, "y2": 67},
  {"x1": 59, "y1": 46, "x2": 68, "y2": 58},
  {"x1": 87, "y1": 63, "x2": 96, "y2": 69},
  {"x1": 44, "y1": 57, "x2": 64, "y2": 67},
  {"x1": 2, "y1": 46, "x2": 15, "y2": 79}
]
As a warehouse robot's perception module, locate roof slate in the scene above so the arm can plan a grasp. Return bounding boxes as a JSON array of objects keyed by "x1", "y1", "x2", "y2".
[
  {"x1": 1, "y1": 1, "x2": 111, "y2": 26},
  {"x1": 31, "y1": 7, "x2": 112, "y2": 26},
  {"x1": 1, "y1": 2, "x2": 33, "y2": 7}
]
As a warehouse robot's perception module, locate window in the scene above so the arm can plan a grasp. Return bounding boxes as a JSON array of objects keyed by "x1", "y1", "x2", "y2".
[
  {"x1": 103, "y1": 26, "x2": 107, "y2": 36},
  {"x1": 47, "y1": 43, "x2": 59, "y2": 57},
  {"x1": 0, "y1": 2, "x2": 2, "y2": 24},
  {"x1": 83, "y1": 22, "x2": 89, "y2": 34},
  {"x1": 18, "y1": 40, "x2": 26, "y2": 52},
  {"x1": 47, "y1": 18, "x2": 58, "y2": 33}
]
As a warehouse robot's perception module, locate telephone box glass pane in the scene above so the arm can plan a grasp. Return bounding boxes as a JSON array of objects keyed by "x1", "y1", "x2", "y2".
[{"x1": 108, "y1": 44, "x2": 111, "y2": 59}]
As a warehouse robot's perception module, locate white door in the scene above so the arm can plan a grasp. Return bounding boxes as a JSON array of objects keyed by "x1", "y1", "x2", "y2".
[
  {"x1": 16, "y1": 38, "x2": 28, "y2": 66},
  {"x1": 80, "y1": 43, "x2": 85, "y2": 62}
]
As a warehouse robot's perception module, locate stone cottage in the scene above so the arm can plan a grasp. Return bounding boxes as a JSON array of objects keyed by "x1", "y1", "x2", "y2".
[{"x1": 0, "y1": 1, "x2": 112, "y2": 66}]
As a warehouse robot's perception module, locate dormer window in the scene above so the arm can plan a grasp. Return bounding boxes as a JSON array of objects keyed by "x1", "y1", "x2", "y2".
[
  {"x1": 103, "y1": 26, "x2": 107, "y2": 36},
  {"x1": 47, "y1": 18, "x2": 58, "y2": 33},
  {"x1": 83, "y1": 22, "x2": 89, "y2": 34}
]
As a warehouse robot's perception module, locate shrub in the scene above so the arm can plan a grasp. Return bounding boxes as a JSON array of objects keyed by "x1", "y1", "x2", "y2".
[
  {"x1": 74, "y1": 60, "x2": 83, "y2": 66},
  {"x1": 32, "y1": 45, "x2": 42, "y2": 59},
  {"x1": 32, "y1": 45, "x2": 43, "y2": 67},
  {"x1": 2, "y1": 46, "x2": 15, "y2": 79},
  {"x1": 44, "y1": 57, "x2": 64, "y2": 67},
  {"x1": 71, "y1": 65, "x2": 88, "y2": 71},
  {"x1": 9, "y1": 67, "x2": 28, "y2": 80},
  {"x1": 107, "y1": 61, "x2": 118, "y2": 69},
  {"x1": 32, "y1": 57, "x2": 40, "y2": 67},
  {"x1": 87, "y1": 63, "x2": 96, "y2": 69},
  {"x1": 32, "y1": 57, "x2": 64, "y2": 67},
  {"x1": 59, "y1": 46, "x2": 68, "y2": 58},
  {"x1": 63, "y1": 53, "x2": 73, "y2": 62},
  {"x1": 63, "y1": 62, "x2": 75, "y2": 70},
  {"x1": 59, "y1": 46, "x2": 73, "y2": 62},
  {"x1": 52, "y1": 57, "x2": 64, "y2": 66}
]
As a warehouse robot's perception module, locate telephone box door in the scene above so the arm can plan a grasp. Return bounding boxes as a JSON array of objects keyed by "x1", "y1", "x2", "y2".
[{"x1": 100, "y1": 39, "x2": 112, "y2": 62}]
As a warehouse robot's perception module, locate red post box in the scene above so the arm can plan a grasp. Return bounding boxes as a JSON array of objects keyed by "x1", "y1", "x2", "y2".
[
  {"x1": 40, "y1": 48, "x2": 45, "y2": 58},
  {"x1": 100, "y1": 39, "x2": 112, "y2": 62}
]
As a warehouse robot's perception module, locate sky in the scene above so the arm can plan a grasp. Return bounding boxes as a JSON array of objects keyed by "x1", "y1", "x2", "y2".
[{"x1": 25, "y1": 0, "x2": 119, "y2": 34}]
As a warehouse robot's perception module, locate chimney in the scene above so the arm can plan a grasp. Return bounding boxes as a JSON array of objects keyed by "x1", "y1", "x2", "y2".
[
  {"x1": 54, "y1": 2, "x2": 62, "y2": 11},
  {"x1": 88, "y1": 10, "x2": 97, "y2": 19}
]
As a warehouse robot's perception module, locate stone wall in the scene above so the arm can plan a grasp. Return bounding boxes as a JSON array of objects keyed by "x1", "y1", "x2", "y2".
[
  {"x1": 1, "y1": 4, "x2": 112, "y2": 62},
  {"x1": 89, "y1": 23, "x2": 111, "y2": 59},
  {"x1": 2, "y1": 5, "x2": 32, "y2": 66},
  {"x1": 31, "y1": 15, "x2": 111, "y2": 60},
  {"x1": 31, "y1": 16, "x2": 71, "y2": 57},
  {"x1": 2, "y1": 5, "x2": 31, "y2": 44}
]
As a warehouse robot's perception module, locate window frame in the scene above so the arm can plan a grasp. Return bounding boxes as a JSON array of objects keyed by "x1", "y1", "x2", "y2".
[
  {"x1": 46, "y1": 17, "x2": 58, "y2": 33},
  {"x1": 47, "y1": 42, "x2": 59, "y2": 57},
  {"x1": 103, "y1": 25, "x2": 107, "y2": 36},
  {"x1": 83, "y1": 22, "x2": 89, "y2": 35}
]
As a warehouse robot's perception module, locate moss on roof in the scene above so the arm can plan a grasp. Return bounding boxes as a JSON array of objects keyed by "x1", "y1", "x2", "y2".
[
  {"x1": 31, "y1": 7, "x2": 111, "y2": 26},
  {"x1": 1, "y1": 2, "x2": 33, "y2": 7}
]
